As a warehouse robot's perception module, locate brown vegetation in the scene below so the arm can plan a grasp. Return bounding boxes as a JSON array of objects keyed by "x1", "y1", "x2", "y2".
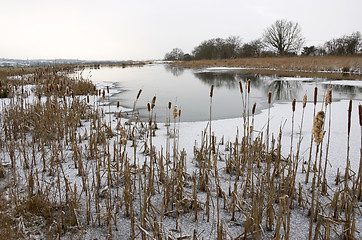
[
  {"x1": 171, "y1": 56, "x2": 362, "y2": 79},
  {"x1": 0, "y1": 66, "x2": 361, "y2": 239}
]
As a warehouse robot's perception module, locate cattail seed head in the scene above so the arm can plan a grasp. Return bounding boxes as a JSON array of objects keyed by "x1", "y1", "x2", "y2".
[
  {"x1": 292, "y1": 99, "x2": 296, "y2": 112},
  {"x1": 178, "y1": 109, "x2": 181, "y2": 118},
  {"x1": 173, "y1": 106, "x2": 178, "y2": 119},
  {"x1": 210, "y1": 85, "x2": 214, "y2": 98},
  {"x1": 268, "y1": 91, "x2": 272, "y2": 104},
  {"x1": 348, "y1": 100, "x2": 352, "y2": 135},
  {"x1": 303, "y1": 94, "x2": 307, "y2": 108},
  {"x1": 314, "y1": 87, "x2": 318, "y2": 105},
  {"x1": 247, "y1": 79, "x2": 251, "y2": 93},
  {"x1": 151, "y1": 96, "x2": 156, "y2": 109},
  {"x1": 136, "y1": 89, "x2": 142, "y2": 99},
  {"x1": 359, "y1": 104, "x2": 362, "y2": 127},
  {"x1": 312, "y1": 111, "x2": 325, "y2": 143},
  {"x1": 117, "y1": 101, "x2": 120, "y2": 108},
  {"x1": 325, "y1": 88, "x2": 332, "y2": 106},
  {"x1": 147, "y1": 103, "x2": 151, "y2": 112},
  {"x1": 168, "y1": 101, "x2": 172, "y2": 110},
  {"x1": 252, "y1": 103, "x2": 256, "y2": 115},
  {"x1": 87, "y1": 95, "x2": 90, "y2": 103},
  {"x1": 239, "y1": 80, "x2": 243, "y2": 94}
]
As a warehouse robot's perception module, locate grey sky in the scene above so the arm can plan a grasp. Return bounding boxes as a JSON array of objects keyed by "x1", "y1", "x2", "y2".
[{"x1": 1, "y1": 0, "x2": 361, "y2": 60}]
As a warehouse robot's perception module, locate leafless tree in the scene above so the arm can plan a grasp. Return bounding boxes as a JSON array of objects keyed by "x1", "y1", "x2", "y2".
[
  {"x1": 263, "y1": 19, "x2": 304, "y2": 55},
  {"x1": 164, "y1": 48, "x2": 184, "y2": 61}
]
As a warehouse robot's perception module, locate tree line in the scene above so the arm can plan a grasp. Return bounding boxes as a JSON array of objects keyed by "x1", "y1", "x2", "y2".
[{"x1": 164, "y1": 19, "x2": 361, "y2": 61}]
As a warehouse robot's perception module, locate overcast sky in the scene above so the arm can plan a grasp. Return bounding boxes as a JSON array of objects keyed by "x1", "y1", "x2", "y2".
[{"x1": 1, "y1": 0, "x2": 361, "y2": 60}]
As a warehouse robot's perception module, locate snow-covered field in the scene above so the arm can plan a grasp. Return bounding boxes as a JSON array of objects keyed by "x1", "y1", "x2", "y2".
[{"x1": 0, "y1": 72, "x2": 361, "y2": 239}]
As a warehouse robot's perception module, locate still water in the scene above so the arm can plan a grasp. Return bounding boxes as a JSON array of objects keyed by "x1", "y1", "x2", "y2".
[{"x1": 88, "y1": 64, "x2": 362, "y2": 122}]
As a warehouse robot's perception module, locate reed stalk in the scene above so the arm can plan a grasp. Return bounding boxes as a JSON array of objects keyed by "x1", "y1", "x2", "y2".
[{"x1": 306, "y1": 87, "x2": 318, "y2": 183}]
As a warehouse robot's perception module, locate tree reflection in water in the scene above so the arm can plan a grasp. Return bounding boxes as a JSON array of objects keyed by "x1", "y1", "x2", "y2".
[
  {"x1": 163, "y1": 65, "x2": 185, "y2": 77},
  {"x1": 169, "y1": 66, "x2": 361, "y2": 103},
  {"x1": 193, "y1": 71, "x2": 263, "y2": 89},
  {"x1": 266, "y1": 80, "x2": 301, "y2": 101}
]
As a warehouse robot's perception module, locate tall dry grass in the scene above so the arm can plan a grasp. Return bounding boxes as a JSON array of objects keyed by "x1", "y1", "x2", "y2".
[{"x1": 171, "y1": 56, "x2": 362, "y2": 79}]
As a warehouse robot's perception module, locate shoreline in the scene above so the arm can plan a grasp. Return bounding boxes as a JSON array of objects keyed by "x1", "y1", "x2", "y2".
[{"x1": 169, "y1": 56, "x2": 362, "y2": 80}]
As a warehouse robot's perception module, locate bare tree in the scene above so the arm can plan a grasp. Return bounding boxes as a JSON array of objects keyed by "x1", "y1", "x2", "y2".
[
  {"x1": 324, "y1": 31, "x2": 362, "y2": 55},
  {"x1": 164, "y1": 48, "x2": 184, "y2": 61},
  {"x1": 263, "y1": 19, "x2": 304, "y2": 55},
  {"x1": 192, "y1": 36, "x2": 242, "y2": 60},
  {"x1": 239, "y1": 39, "x2": 264, "y2": 57}
]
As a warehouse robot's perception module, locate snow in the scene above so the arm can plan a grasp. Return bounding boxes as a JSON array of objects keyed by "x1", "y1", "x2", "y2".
[{"x1": 1, "y1": 73, "x2": 361, "y2": 239}]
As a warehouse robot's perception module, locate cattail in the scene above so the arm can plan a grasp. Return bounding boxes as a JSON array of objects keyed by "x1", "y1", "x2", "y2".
[
  {"x1": 247, "y1": 79, "x2": 251, "y2": 93},
  {"x1": 87, "y1": 95, "x2": 90, "y2": 103},
  {"x1": 359, "y1": 104, "x2": 362, "y2": 126},
  {"x1": 102, "y1": 90, "x2": 105, "y2": 99},
  {"x1": 210, "y1": 85, "x2": 214, "y2": 98},
  {"x1": 303, "y1": 94, "x2": 307, "y2": 108},
  {"x1": 136, "y1": 89, "x2": 142, "y2": 99},
  {"x1": 147, "y1": 103, "x2": 151, "y2": 112},
  {"x1": 151, "y1": 96, "x2": 156, "y2": 109},
  {"x1": 312, "y1": 111, "x2": 325, "y2": 143},
  {"x1": 168, "y1": 101, "x2": 172, "y2": 109},
  {"x1": 173, "y1": 106, "x2": 178, "y2": 119},
  {"x1": 107, "y1": 86, "x2": 109, "y2": 94},
  {"x1": 178, "y1": 109, "x2": 181, "y2": 118},
  {"x1": 239, "y1": 80, "x2": 243, "y2": 94},
  {"x1": 325, "y1": 88, "x2": 332, "y2": 106},
  {"x1": 292, "y1": 99, "x2": 296, "y2": 112},
  {"x1": 268, "y1": 91, "x2": 272, "y2": 104},
  {"x1": 117, "y1": 101, "x2": 120, "y2": 108},
  {"x1": 314, "y1": 87, "x2": 318, "y2": 105},
  {"x1": 252, "y1": 103, "x2": 256, "y2": 115},
  {"x1": 347, "y1": 100, "x2": 352, "y2": 135}
]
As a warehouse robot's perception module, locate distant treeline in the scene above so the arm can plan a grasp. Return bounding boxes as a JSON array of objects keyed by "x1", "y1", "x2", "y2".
[{"x1": 164, "y1": 20, "x2": 361, "y2": 61}]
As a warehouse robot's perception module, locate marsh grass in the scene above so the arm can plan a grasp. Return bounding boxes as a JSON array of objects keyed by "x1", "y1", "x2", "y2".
[
  {"x1": 0, "y1": 66, "x2": 361, "y2": 239},
  {"x1": 172, "y1": 56, "x2": 362, "y2": 72}
]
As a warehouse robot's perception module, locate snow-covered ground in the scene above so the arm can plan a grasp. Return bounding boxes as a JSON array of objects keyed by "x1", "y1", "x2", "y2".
[{"x1": 1, "y1": 74, "x2": 361, "y2": 239}]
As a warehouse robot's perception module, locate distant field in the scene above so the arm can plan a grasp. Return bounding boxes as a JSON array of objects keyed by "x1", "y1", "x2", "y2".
[{"x1": 172, "y1": 56, "x2": 362, "y2": 79}]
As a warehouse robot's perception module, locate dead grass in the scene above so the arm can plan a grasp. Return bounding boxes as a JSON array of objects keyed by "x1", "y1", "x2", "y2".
[
  {"x1": 172, "y1": 56, "x2": 362, "y2": 79},
  {"x1": 0, "y1": 65, "x2": 361, "y2": 239}
]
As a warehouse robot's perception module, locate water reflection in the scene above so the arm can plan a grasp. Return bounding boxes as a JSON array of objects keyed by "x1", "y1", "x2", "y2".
[
  {"x1": 89, "y1": 65, "x2": 362, "y2": 122},
  {"x1": 193, "y1": 71, "x2": 264, "y2": 89},
  {"x1": 193, "y1": 71, "x2": 300, "y2": 101},
  {"x1": 163, "y1": 65, "x2": 185, "y2": 76},
  {"x1": 266, "y1": 80, "x2": 300, "y2": 101},
  {"x1": 322, "y1": 83, "x2": 362, "y2": 100}
]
